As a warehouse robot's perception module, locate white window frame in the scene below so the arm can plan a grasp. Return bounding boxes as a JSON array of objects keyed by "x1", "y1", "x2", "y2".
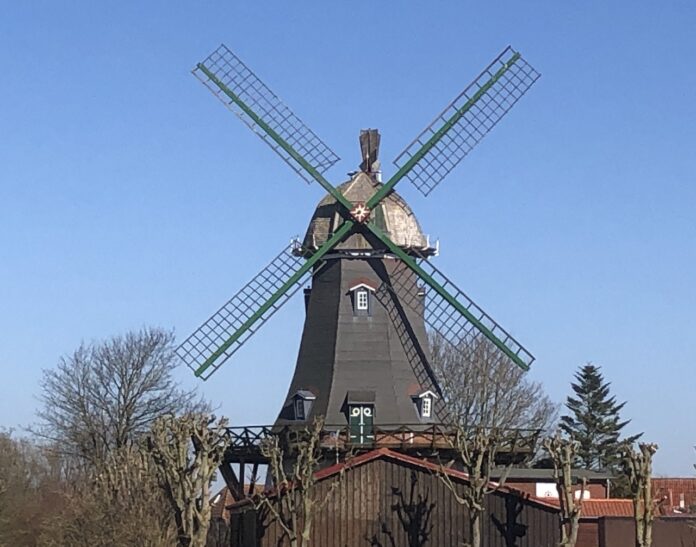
[
  {"x1": 421, "y1": 396, "x2": 432, "y2": 418},
  {"x1": 356, "y1": 289, "x2": 369, "y2": 311},
  {"x1": 295, "y1": 398, "x2": 305, "y2": 420}
]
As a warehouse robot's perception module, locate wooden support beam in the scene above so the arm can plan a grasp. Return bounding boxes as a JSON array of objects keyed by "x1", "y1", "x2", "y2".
[
  {"x1": 219, "y1": 462, "x2": 243, "y2": 500},
  {"x1": 248, "y1": 462, "x2": 260, "y2": 496}
]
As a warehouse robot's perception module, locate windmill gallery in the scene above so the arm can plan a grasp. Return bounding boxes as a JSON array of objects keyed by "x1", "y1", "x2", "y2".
[{"x1": 177, "y1": 44, "x2": 569, "y2": 546}]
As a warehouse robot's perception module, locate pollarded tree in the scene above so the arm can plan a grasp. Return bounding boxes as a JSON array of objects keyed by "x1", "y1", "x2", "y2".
[
  {"x1": 146, "y1": 413, "x2": 230, "y2": 547},
  {"x1": 543, "y1": 435, "x2": 587, "y2": 547},
  {"x1": 45, "y1": 444, "x2": 177, "y2": 547},
  {"x1": 256, "y1": 417, "x2": 343, "y2": 547},
  {"x1": 560, "y1": 363, "x2": 640, "y2": 471},
  {"x1": 621, "y1": 442, "x2": 658, "y2": 547},
  {"x1": 437, "y1": 426, "x2": 516, "y2": 547}
]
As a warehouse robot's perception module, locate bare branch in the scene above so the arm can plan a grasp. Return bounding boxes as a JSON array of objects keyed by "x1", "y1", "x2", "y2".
[
  {"x1": 430, "y1": 332, "x2": 557, "y2": 432},
  {"x1": 34, "y1": 327, "x2": 204, "y2": 467}
]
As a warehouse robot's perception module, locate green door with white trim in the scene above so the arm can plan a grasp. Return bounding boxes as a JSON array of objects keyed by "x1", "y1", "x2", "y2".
[{"x1": 348, "y1": 404, "x2": 374, "y2": 445}]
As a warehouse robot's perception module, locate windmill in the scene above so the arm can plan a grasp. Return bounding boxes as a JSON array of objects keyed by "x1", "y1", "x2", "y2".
[{"x1": 177, "y1": 44, "x2": 540, "y2": 451}]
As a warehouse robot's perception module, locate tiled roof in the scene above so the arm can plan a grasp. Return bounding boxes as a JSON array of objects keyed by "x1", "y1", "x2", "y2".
[
  {"x1": 211, "y1": 484, "x2": 268, "y2": 521},
  {"x1": 540, "y1": 498, "x2": 634, "y2": 518},
  {"x1": 210, "y1": 486, "x2": 237, "y2": 522},
  {"x1": 652, "y1": 478, "x2": 696, "y2": 512},
  {"x1": 581, "y1": 499, "x2": 634, "y2": 517}
]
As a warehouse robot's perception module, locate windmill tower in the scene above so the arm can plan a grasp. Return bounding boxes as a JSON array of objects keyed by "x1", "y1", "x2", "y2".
[
  {"x1": 176, "y1": 45, "x2": 540, "y2": 493},
  {"x1": 276, "y1": 130, "x2": 444, "y2": 435}
]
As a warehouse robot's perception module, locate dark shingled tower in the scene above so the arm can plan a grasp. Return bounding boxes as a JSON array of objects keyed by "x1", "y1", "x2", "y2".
[{"x1": 275, "y1": 167, "x2": 444, "y2": 429}]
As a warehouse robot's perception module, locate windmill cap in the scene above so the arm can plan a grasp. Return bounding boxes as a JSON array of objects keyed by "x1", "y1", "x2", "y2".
[{"x1": 302, "y1": 172, "x2": 436, "y2": 256}]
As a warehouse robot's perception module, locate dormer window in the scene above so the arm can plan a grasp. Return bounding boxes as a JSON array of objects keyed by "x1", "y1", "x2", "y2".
[
  {"x1": 348, "y1": 280, "x2": 376, "y2": 316},
  {"x1": 421, "y1": 396, "x2": 432, "y2": 418},
  {"x1": 290, "y1": 390, "x2": 316, "y2": 421},
  {"x1": 295, "y1": 398, "x2": 305, "y2": 420},
  {"x1": 356, "y1": 289, "x2": 369, "y2": 311},
  {"x1": 413, "y1": 390, "x2": 438, "y2": 421}
]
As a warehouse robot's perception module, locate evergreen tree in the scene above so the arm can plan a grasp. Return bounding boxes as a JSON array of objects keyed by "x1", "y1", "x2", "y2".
[{"x1": 560, "y1": 363, "x2": 641, "y2": 471}]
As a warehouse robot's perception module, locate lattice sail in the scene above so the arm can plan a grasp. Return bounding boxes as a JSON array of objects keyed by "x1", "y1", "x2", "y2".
[
  {"x1": 385, "y1": 259, "x2": 534, "y2": 371},
  {"x1": 373, "y1": 283, "x2": 453, "y2": 423},
  {"x1": 193, "y1": 44, "x2": 340, "y2": 184},
  {"x1": 393, "y1": 46, "x2": 540, "y2": 196},
  {"x1": 177, "y1": 241, "x2": 316, "y2": 380}
]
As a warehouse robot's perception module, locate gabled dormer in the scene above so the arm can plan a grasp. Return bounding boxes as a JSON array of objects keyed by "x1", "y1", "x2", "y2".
[
  {"x1": 348, "y1": 279, "x2": 376, "y2": 316},
  {"x1": 290, "y1": 390, "x2": 316, "y2": 421},
  {"x1": 412, "y1": 390, "x2": 438, "y2": 420}
]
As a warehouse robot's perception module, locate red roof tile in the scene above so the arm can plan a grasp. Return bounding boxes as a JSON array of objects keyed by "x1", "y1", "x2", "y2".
[
  {"x1": 652, "y1": 478, "x2": 696, "y2": 513},
  {"x1": 539, "y1": 498, "x2": 635, "y2": 518},
  {"x1": 581, "y1": 499, "x2": 634, "y2": 517}
]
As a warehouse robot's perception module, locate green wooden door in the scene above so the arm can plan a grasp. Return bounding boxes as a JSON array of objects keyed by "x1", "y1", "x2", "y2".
[{"x1": 349, "y1": 404, "x2": 374, "y2": 445}]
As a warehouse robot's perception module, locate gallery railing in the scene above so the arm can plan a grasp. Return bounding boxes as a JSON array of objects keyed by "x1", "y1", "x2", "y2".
[{"x1": 222, "y1": 423, "x2": 541, "y2": 462}]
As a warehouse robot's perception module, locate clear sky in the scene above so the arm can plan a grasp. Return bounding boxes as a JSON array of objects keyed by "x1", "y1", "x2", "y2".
[{"x1": 1, "y1": 2, "x2": 695, "y2": 475}]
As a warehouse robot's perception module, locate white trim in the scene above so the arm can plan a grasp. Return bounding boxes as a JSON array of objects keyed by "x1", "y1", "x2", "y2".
[
  {"x1": 421, "y1": 396, "x2": 432, "y2": 418},
  {"x1": 348, "y1": 282, "x2": 376, "y2": 293},
  {"x1": 292, "y1": 390, "x2": 316, "y2": 401},
  {"x1": 356, "y1": 289, "x2": 369, "y2": 311},
  {"x1": 417, "y1": 390, "x2": 439, "y2": 399}
]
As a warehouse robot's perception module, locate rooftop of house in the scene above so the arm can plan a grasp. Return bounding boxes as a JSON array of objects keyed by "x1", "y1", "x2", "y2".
[
  {"x1": 539, "y1": 498, "x2": 635, "y2": 518},
  {"x1": 489, "y1": 467, "x2": 613, "y2": 481}
]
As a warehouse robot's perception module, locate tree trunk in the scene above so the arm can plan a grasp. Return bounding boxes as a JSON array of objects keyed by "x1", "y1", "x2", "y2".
[
  {"x1": 469, "y1": 509, "x2": 481, "y2": 547},
  {"x1": 568, "y1": 520, "x2": 579, "y2": 547}
]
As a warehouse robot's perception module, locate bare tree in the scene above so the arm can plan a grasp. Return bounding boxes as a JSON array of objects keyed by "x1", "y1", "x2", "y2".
[
  {"x1": 430, "y1": 333, "x2": 557, "y2": 431},
  {"x1": 621, "y1": 442, "x2": 658, "y2": 547},
  {"x1": 42, "y1": 444, "x2": 176, "y2": 547},
  {"x1": 35, "y1": 327, "x2": 201, "y2": 466},
  {"x1": 256, "y1": 417, "x2": 342, "y2": 547},
  {"x1": 543, "y1": 435, "x2": 586, "y2": 547},
  {"x1": 146, "y1": 413, "x2": 230, "y2": 547},
  {"x1": 0, "y1": 430, "x2": 62, "y2": 547},
  {"x1": 437, "y1": 425, "x2": 512, "y2": 547}
]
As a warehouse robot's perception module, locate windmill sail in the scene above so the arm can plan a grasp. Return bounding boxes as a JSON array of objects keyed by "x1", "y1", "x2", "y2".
[
  {"x1": 392, "y1": 46, "x2": 540, "y2": 196},
  {"x1": 177, "y1": 240, "x2": 316, "y2": 380},
  {"x1": 384, "y1": 258, "x2": 534, "y2": 371},
  {"x1": 193, "y1": 44, "x2": 340, "y2": 185}
]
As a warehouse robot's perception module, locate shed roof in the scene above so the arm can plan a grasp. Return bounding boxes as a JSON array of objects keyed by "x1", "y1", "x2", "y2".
[{"x1": 226, "y1": 447, "x2": 560, "y2": 513}]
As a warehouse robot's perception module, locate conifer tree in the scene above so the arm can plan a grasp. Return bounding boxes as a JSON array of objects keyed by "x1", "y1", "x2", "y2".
[{"x1": 560, "y1": 363, "x2": 640, "y2": 471}]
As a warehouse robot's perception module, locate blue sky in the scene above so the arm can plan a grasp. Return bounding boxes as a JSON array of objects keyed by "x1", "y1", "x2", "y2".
[{"x1": 1, "y1": 2, "x2": 695, "y2": 474}]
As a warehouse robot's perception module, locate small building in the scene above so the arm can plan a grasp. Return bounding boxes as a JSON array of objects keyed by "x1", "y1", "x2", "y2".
[
  {"x1": 652, "y1": 477, "x2": 696, "y2": 514},
  {"x1": 489, "y1": 468, "x2": 613, "y2": 500},
  {"x1": 226, "y1": 448, "x2": 561, "y2": 547}
]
